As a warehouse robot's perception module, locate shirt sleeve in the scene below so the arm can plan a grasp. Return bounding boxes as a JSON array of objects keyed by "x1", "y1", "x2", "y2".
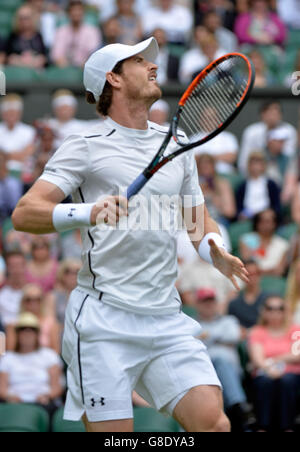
[
  {"x1": 38, "y1": 134, "x2": 89, "y2": 197},
  {"x1": 180, "y1": 151, "x2": 204, "y2": 208}
]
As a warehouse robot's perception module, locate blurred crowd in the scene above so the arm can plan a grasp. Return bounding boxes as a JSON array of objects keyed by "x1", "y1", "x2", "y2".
[{"x1": 0, "y1": 0, "x2": 300, "y2": 433}]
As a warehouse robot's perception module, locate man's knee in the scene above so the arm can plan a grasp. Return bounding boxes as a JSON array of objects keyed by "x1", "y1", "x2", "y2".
[{"x1": 212, "y1": 414, "x2": 231, "y2": 432}]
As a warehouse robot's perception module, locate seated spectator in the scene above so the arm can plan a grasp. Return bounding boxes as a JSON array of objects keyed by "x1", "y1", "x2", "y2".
[
  {"x1": 196, "y1": 154, "x2": 236, "y2": 224},
  {"x1": 277, "y1": 0, "x2": 300, "y2": 30},
  {"x1": 194, "y1": 0, "x2": 237, "y2": 31},
  {"x1": 6, "y1": 283, "x2": 60, "y2": 353},
  {"x1": 151, "y1": 28, "x2": 180, "y2": 85},
  {"x1": 201, "y1": 9, "x2": 238, "y2": 52},
  {"x1": 0, "y1": 250, "x2": 26, "y2": 327},
  {"x1": 195, "y1": 288, "x2": 249, "y2": 431},
  {"x1": 286, "y1": 259, "x2": 300, "y2": 325},
  {"x1": 228, "y1": 260, "x2": 268, "y2": 329},
  {"x1": 238, "y1": 101, "x2": 297, "y2": 175},
  {"x1": 47, "y1": 90, "x2": 89, "y2": 147},
  {"x1": 234, "y1": 0, "x2": 286, "y2": 47},
  {"x1": 142, "y1": 0, "x2": 193, "y2": 45},
  {"x1": 265, "y1": 127, "x2": 294, "y2": 188},
  {"x1": 0, "y1": 313, "x2": 63, "y2": 415},
  {"x1": 0, "y1": 94, "x2": 36, "y2": 174},
  {"x1": 47, "y1": 259, "x2": 81, "y2": 328},
  {"x1": 102, "y1": 16, "x2": 122, "y2": 45},
  {"x1": 4, "y1": 230, "x2": 33, "y2": 258},
  {"x1": 51, "y1": 0, "x2": 102, "y2": 68},
  {"x1": 0, "y1": 152, "x2": 23, "y2": 227},
  {"x1": 149, "y1": 99, "x2": 170, "y2": 126},
  {"x1": 25, "y1": 236, "x2": 59, "y2": 293},
  {"x1": 60, "y1": 229, "x2": 82, "y2": 261},
  {"x1": 248, "y1": 296, "x2": 300, "y2": 432},
  {"x1": 5, "y1": 4, "x2": 47, "y2": 69},
  {"x1": 236, "y1": 151, "x2": 281, "y2": 219},
  {"x1": 239, "y1": 209, "x2": 288, "y2": 276},
  {"x1": 249, "y1": 49, "x2": 277, "y2": 87},
  {"x1": 90, "y1": 0, "x2": 151, "y2": 23},
  {"x1": 27, "y1": 0, "x2": 59, "y2": 51},
  {"x1": 114, "y1": 0, "x2": 143, "y2": 45},
  {"x1": 179, "y1": 30, "x2": 226, "y2": 84}
]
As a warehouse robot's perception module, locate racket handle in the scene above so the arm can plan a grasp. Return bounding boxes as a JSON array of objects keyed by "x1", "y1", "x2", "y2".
[{"x1": 126, "y1": 173, "x2": 148, "y2": 199}]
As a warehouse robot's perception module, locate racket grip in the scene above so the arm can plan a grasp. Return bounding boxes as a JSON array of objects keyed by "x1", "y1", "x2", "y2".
[{"x1": 126, "y1": 173, "x2": 148, "y2": 199}]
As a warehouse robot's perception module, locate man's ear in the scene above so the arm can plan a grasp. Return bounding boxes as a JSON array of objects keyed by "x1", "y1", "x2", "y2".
[{"x1": 106, "y1": 71, "x2": 122, "y2": 89}]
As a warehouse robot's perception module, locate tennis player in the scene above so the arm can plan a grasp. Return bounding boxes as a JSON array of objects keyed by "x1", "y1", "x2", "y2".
[{"x1": 12, "y1": 37, "x2": 249, "y2": 432}]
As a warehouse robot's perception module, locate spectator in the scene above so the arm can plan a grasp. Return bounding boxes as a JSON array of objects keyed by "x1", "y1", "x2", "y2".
[
  {"x1": 142, "y1": 0, "x2": 193, "y2": 45},
  {"x1": 25, "y1": 236, "x2": 59, "y2": 293},
  {"x1": 47, "y1": 259, "x2": 81, "y2": 328},
  {"x1": 277, "y1": 0, "x2": 300, "y2": 30},
  {"x1": 248, "y1": 296, "x2": 300, "y2": 432},
  {"x1": 179, "y1": 29, "x2": 226, "y2": 84},
  {"x1": 201, "y1": 10, "x2": 238, "y2": 52},
  {"x1": 115, "y1": 0, "x2": 143, "y2": 45},
  {"x1": 51, "y1": 0, "x2": 102, "y2": 68},
  {"x1": 0, "y1": 312, "x2": 63, "y2": 414},
  {"x1": 264, "y1": 127, "x2": 294, "y2": 188},
  {"x1": 27, "y1": 0, "x2": 59, "y2": 50},
  {"x1": 47, "y1": 90, "x2": 88, "y2": 147},
  {"x1": 286, "y1": 259, "x2": 300, "y2": 325},
  {"x1": 6, "y1": 284, "x2": 60, "y2": 353},
  {"x1": 102, "y1": 16, "x2": 122, "y2": 45},
  {"x1": 60, "y1": 229, "x2": 82, "y2": 261},
  {"x1": 0, "y1": 251, "x2": 26, "y2": 327},
  {"x1": 238, "y1": 101, "x2": 297, "y2": 175},
  {"x1": 0, "y1": 152, "x2": 23, "y2": 227},
  {"x1": 194, "y1": 0, "x2": 237, "y2": 31},
  {"x1": 4, "y1": 230, "x2": 33, "y2": 259},
  {"x1": 195, "y1": 288, "x2": 249, "y2": 431},
  {"x1": 0, "y1": 94, "x2": 36, "y2": 174},
  {"x1": 228, "y1": 260, "x2": 268, "y2": 329},
  {"x1": 234, "y1": 0, "x2": 286, "y2": 47},
  {"x1": 196, "y1": 154, "x2": 236, "y2": 224},
  {"x1": 236, "y1": 151, "x2": 281, "y2": 219},
  {"x1": 5, "y1": 4, "x2": 47, "y2": 69},
  {"x1": 239, "y1": 209, "x2": 288, "y2": 276},
  {"x1": 149, "y1": 99, "x2": 170, "y2": 126},
  {"x1": 151, "y1": 28, "x2": 180, "y2": 85},
  {"x1": 249, "y1": 49, "x2": 277, "y2": 87},
  {"x1": 89, "y1": 0, "x2": 151, "y2": 23}
]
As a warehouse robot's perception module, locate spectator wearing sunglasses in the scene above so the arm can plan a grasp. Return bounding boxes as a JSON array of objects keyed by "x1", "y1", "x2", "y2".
[
  {"x1": 6, "y1": 284, "x2": 60, "y2": 354},
  {"x1": 248, "y1": 296, "x2": 300, "y2": 432},
  {"x1": 0, "y1": 313, "x2": 63, "y2": 414}
]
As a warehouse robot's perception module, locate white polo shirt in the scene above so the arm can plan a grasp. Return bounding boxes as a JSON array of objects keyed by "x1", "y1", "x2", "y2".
[
  {"x1": 39, "y1": 117, "x2": 204, "y2": 315},
  {"x1": 0, "y1": 122, "x2": 36, "y2": 171}
]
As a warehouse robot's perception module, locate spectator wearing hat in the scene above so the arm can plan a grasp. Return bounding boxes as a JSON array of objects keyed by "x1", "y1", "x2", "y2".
[
  {"x1": 236, "y1": 151, "x2": 281, "y2": 220},
  {"x1": 0, "y1": 152, "x2": 23, "y2": 227},
  {"x1": 0, "y1": 94, "x2": 36, "y2": 174},
  {"x1": 238, "y1": 101, "x2": 297, "y2": 176},
  {"x1": 0, "y1": 312, "x2": 63, "y2": 414},
  {"x1": 228, "y1": 260, "x2": 268, "y2": 330},
  {"x1": 195, "y1": 288, "x2": 249, "y2": 431},
  {"x1": 51, "y1": 0, "x2": 102, "y2": 68},
  {"x1": 149, "y1": 99, "x2": 170, "y2": 127}
]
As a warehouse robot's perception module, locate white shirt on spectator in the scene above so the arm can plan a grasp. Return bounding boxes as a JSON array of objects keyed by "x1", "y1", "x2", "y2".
[
  {"x1": 238, "y1": 122, "x2": 298, "y2": 175},
  {"x1": 142, "y1": 4, "x2": 193, "y2": 44},
  {"x1": 0, "y1": 122, "x2": 35, "y2": 171},
  {"x1": 277, "y1": 0, "x2": 300, "y2": 29},
  {"x1": 215, "y1": 28, "x2": 238, "y2": 53},
  {"x1": 0, "y1": 286, "x2": 23, "y2": 326},
  {"x1": 194, "y1": 131, "x2": 238, "y2": 174},
  {"x1": 0, "y1": 348, "x2": 62, "y2": 403},
  {"x1": 86, "y1": 0, "x2": 151, "y2": 22},
  {"x1": 244, "y1": 177, "x2": 270, "y2": 215},
  {"x1": 179, "y1": 47, "x2": 226, "y2": 84}
]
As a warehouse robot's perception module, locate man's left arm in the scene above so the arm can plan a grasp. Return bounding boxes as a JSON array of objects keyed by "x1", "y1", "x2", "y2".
[{"x1": 183, "y1": 204, "x2": 249, "y2": 290}]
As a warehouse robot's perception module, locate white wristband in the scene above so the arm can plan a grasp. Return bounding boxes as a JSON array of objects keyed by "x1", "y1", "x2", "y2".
[
  {"x1": 52, "y1": 203, "x2": 95, "y2": 232},
  {"x1": 198, "y1": 232, "x2": 227, "y2": 264}
]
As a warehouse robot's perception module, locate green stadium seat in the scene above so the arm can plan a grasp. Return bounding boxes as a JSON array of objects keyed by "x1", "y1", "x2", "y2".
[
  {"x1": 228, "y1": 220, "x2": 252, "y2": 257},
  {"x1": 260, "y1": 276, "x2": 287, "y2": 298},
  {"x1": 52, "y1": 407, "x2": 86, "y2": 432},
  {"x1": 1, "y1": 0, "x2": 23, "y2": 12},
  {"x1": 134, "y1": 407, "x2": 180, "y2": 432},
  {"x1": 0, "y1": 11, "x2": 14, "y2": 38},
  {"x1": 0, "y1": 403, "x2": 49, "y2": 432},
  {"x1": 181, "y1": 305, "x2": 198, "y2": 319},
  {"x1": 42, "y1": 66, "x2": 83, "y2": 83},
  {"x1": 286, "y1": 29, "x2": 300, "y2": 49},
  {"x1": 277, "y1": 223, "x2": 298, "y2": 241},
  {"x1": 4, "y1": 66, "x2": 41, "y2": 82}
]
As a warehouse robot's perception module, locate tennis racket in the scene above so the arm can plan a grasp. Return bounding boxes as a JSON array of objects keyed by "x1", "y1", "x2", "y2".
[{"x1": 126, "y1": 52, "x2": 255, "y2": 199}]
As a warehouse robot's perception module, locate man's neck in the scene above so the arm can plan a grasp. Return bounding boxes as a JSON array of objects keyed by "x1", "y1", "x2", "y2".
[
  {"x1": 109, "y1": 101, "x2": 150, "y2": 130},
  {"x1": 244, "y1": 286, "x2": 260, "y2": 303}
]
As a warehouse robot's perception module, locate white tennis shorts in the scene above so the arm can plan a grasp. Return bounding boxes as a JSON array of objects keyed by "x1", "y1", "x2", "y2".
[{"x1": 62, "y1": 287, "x2": 221, "y2": 422}]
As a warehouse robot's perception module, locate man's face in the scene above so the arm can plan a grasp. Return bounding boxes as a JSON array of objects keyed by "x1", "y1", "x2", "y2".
[
  {"x1": 6, "y1": 255, "x2": 26, "y2": 280},
  {"x1": 119, "y1": 54, "x2": 162, "y2": 106},
  {"x1": 261, "y1": 104, "x2": 282, "y2": 128},
  {"x1": 69, "y1": 4, "x2": 84, "y2": 25}
]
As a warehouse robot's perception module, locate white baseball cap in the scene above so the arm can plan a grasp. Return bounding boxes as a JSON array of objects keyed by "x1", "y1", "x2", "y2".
[{"x1": 83, "y1": 37, "x2": 159, "y2": 102}]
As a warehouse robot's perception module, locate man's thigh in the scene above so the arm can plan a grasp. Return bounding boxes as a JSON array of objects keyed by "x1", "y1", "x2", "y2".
[
  {"x1": 173, "y1": 385, "x2": 230, "y2": 432},
  {"x1": 82, "y1": 413, "x2": 133, "y2": 432}
]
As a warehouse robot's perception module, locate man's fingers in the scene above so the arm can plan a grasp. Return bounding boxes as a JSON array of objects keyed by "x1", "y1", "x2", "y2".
[{"x1": 230, "y1": 276, "x2": 240, "y2": 292}]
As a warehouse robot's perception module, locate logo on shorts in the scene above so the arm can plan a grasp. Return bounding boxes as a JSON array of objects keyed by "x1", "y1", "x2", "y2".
[{"x1": 90, "y1": 397, "x2": 106, "y2": 407}]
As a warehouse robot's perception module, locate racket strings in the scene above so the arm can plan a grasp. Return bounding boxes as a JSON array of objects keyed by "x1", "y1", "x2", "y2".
[{"x1": 178, "y1": 56, "x2": 250, "y2": 142}]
